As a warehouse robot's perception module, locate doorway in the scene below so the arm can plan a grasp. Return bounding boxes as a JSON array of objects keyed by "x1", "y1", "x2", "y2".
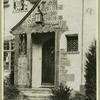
[{"x1": 32, "y1": 32, "x2": 55, "y2": 87}]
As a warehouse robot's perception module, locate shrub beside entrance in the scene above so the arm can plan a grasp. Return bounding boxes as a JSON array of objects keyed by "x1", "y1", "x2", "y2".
[{"x1": 52, "y1": 83, "x2": 72, "y2": 100}]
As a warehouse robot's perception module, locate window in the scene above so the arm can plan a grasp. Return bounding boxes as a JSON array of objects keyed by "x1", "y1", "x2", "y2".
[
  {"x1": 19, "y1": 33, "x2": 27, "y2": 55},
  {"x1": 66, "y1": 34, "x2": 78, "y2": 52},
  {"x1": 4, "y1": 42, "x2": 9, "y2": 50},
  {"x1": 13, "y1": 0, "x2": 28, "y2": 12}
]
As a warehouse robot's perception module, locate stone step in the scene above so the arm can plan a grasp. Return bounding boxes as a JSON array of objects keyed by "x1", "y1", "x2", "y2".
[
  {"x1": 25, "y1": 96, "x2": 53, "y2": 100},
  {"x1": 20, "y1": 87, "x2": 53, "y2": 93},
  {"x1": 19, "y1": 88, "x2": 54, "y2": 100}
]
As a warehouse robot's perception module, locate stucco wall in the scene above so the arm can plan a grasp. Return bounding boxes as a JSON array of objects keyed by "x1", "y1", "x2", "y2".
[
  {"x1": 58, "y1": 0, "x2": 97, "y2": 91},
  {"x1": 57, "y1": 0, "x2": 82, "y2": 91},
  {"x1": 59, "y1": 32, "x2": 81, "y2": 91}
]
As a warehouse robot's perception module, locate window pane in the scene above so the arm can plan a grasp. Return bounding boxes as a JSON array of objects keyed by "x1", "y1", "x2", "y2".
[
  {"x1": 4, "y1": 42, "x2": 9, "y2": 50},
  {"x1": 67, "y1": 35, "x2": 78, "y2": 52},
  {"x1": 4, "y1": 52, "x2": 9, "y2": 70},
  {"x1": 4, "y1": 52, "x2": 8, "y2": 61}
]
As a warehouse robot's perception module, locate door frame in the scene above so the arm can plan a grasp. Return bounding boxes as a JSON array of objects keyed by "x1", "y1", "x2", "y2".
[{"x1": 31, "y1": 32, "x2": 56, "y2": 87}]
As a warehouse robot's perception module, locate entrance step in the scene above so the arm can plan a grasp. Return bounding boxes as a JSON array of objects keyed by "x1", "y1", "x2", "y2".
[{"x1": 19, "y1": 88, "x2": 54, "y2": 100}]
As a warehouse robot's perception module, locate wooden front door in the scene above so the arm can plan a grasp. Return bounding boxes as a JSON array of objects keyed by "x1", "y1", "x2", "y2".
[{"x1": 42, "y1": 39, "x2": 55, "y2": 84}]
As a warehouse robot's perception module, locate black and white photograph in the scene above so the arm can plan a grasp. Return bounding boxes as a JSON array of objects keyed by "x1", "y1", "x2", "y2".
[{"x1": 3, "y1": 0, "x2": 97, "y2": 100}]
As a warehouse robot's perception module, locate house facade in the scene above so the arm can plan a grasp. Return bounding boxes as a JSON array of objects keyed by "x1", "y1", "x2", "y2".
[
  {"x1": 11, "y1": 0, "x2": 83, "y2": 91},
  {"x1": 11, "y1": 0, "x2": 67, "y2": 87},
  {"x1": 4, "y1": 0, "x2": 97, "y2": 99}
]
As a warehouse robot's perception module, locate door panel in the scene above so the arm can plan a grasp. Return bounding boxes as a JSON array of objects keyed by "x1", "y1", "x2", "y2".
[{"x1": 42, "y1": 39, "x2": 55, "y2": 84}]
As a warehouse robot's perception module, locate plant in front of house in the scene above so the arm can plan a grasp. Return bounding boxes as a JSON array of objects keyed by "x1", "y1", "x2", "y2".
[
  {"x1": 52, "y1": 83, "x2": 72, "y2": 100},
  {"x1": 4, "y1": 75, "x2": 20, "y2": 100},
  {"x1": 84, "y1": 41, "x2": 96, "y2": 100}
]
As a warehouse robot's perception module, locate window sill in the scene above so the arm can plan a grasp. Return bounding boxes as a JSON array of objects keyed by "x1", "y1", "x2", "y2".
[{"x1": 67, "y1": 51, "x2": 80, "y2": 54}]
